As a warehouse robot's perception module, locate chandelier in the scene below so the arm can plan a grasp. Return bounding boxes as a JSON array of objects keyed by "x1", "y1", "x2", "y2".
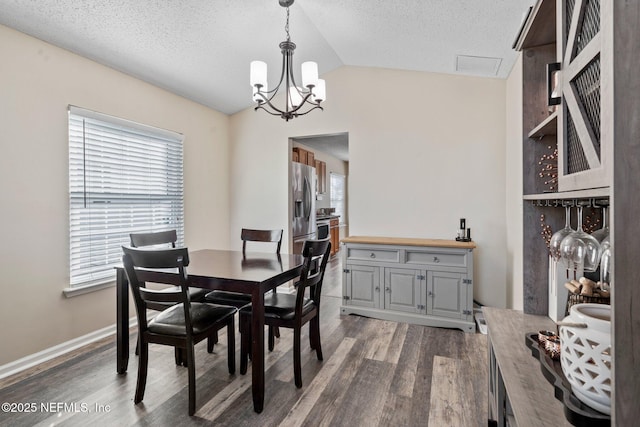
[{"x1": 250, "y1": 0, "x2": 326, "y2": 121}]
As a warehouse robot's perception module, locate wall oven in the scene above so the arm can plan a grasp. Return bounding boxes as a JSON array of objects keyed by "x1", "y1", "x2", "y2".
[{"x1": 317, "y1": 220, "x2": 330, "y2": 240}]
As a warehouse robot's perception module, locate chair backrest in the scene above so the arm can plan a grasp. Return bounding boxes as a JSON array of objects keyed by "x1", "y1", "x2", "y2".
[
  {"x1": 130, "y1": 230, "x2": 178, "y2": 248},
  {"x1": 241, "y1": 228, "x2": 283, "y2": 254},
  {"x1": 122, "y1": 246, "x2": 192, "y2": 333},
  {"x1": 295, "y1": 239, "x2": 331, "y2": 314}
]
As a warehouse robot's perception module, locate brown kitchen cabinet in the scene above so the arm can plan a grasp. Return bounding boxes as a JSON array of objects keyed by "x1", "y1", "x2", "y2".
[
  {"x1": 315, "y1": 160, "x2": 326, "y2": 193},
  {"x1": 292, "y1": 146, "x2": 316, "y2": 167},
  {"x1": 292, "y1": 147, "x2": 308, "y2": 165},
  {"x1": 330, "y1": 217, "x2": 339, "y2": 256}
]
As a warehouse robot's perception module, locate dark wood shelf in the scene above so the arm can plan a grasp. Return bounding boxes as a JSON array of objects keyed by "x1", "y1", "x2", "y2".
[
  {"x1": 528, "y1": 111, "x2": 558, "y2": 139},
  {"x1": 525, "y1": 333, "x2": 610, "y2": 426}
]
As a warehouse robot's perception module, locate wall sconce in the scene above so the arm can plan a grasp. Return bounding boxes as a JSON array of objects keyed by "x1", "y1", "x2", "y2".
[{"x1": 547, "y1": 62, "x2": 561, "y2": 109}]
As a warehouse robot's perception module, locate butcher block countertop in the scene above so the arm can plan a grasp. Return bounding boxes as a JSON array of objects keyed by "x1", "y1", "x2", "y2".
[{"x1": 341, "y1": 236, "x2": 476, "y2": 249}]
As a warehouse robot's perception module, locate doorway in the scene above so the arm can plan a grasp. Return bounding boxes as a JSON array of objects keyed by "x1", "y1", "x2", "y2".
[{"x1": 289, "y1": 132, "x2": 349, "y2": 253}]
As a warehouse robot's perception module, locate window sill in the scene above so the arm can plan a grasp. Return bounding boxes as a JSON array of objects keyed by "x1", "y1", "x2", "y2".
[{"x1": 63, "y1": 280, "x2": 115, "y2": 298}]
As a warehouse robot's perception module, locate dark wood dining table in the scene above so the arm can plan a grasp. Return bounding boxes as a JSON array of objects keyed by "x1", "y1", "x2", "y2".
[{"x1": 115, "y1": 249, "x2": 304, "y2": 413}]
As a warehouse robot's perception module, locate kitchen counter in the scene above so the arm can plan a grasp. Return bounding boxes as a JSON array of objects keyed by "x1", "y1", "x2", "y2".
[
  {"x1": 341, "y1": 235, "x2": 476, "y2": 249},
  {"x1": 316, "y1": 214, "x2": 340, "y2": 221}
]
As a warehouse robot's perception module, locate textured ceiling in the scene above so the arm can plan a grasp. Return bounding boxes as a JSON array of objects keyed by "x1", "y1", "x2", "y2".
[{"x1": 0, "y1": 0, "x2": 533, "y2": 116}]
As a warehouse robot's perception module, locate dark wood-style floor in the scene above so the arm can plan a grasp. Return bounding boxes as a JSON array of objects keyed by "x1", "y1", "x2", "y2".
[{"x1": 0, "y1": 254, "x2": 487, "y2": 427}]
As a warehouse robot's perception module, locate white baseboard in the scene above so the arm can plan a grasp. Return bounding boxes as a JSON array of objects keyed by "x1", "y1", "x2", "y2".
[{"x1": 0, "y1": 316, "x2": 137, "y2": 381}]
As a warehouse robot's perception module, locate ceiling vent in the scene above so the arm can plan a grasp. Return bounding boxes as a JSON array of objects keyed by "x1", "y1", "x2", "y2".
[{"x1": 456, "y1": 55, "x2": 503, "y2": 77}]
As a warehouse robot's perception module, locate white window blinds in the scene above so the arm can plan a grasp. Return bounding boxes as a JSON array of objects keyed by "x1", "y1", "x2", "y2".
[
  {"x1": 68, "y1": 106, "x2": 184, "y2": 287},
  {"x1": 330, "y1": 172, "x2": 346, "y2": 224}
]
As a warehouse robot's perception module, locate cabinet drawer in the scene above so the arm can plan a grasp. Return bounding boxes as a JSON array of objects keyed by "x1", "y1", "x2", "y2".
[
  {"x1": 347, "y1": 248, "x2": 400, "y2": 263},
  {"x1": 406, "y1": 250, "x2": 467, "y2": 267}
]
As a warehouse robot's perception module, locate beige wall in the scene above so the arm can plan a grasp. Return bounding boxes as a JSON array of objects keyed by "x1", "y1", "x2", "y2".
[
  {"x1": 0, "y1": 25, "x2": 231, "y2": 365},
  {"x1": 505, "y1": 54, "x2": 524, "y2": 310},
  {"x1": 230, "y1": 66, "x2": 508, "y2": 308}
]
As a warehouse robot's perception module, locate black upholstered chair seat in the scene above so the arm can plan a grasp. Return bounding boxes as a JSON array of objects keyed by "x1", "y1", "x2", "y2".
[
  {"x1": 148, "y1": 286, "x2": 210, "y2": 309},
  {"x1": 240, "y1": 293, "x2": 315, "y2": 321},
  {"x1": 149, "y1": 303, "x2": 237, "y2": 336},
  {"x1": 204, "y1": 290, "x2": 252, "y2": 308}
]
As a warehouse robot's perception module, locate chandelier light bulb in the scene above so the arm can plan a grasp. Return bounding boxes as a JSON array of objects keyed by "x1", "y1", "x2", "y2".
[
  {"x1": 288, "y1": 86, "x2": 303, "y2": 108},
  {"x1": 301, "y1": 61, "x2": 319, "y2": 88},
  {"x1": 312, "y1": 79, "x2": 326, "y2": 102},
  {"x1": 250, "y1": 61, "x2": 267, "y2": 88}
]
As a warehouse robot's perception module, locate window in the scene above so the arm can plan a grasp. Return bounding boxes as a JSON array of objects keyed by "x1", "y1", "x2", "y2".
[
  {"x1": 330, "y1": 172, "x2": 346, "y2": 223},
  {"x1": 68, "y1": 106, "x2": 184, "y2": 288}
]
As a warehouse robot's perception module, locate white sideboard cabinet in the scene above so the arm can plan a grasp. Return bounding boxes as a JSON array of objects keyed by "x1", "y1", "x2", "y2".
[{"x1": 341, "y1": 236, "x2": 476, "y2": 333}]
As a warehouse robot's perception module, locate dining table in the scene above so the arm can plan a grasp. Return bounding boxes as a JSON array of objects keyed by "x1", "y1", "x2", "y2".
[{"x1": 115, "y1": 248, "x2": 304, "y2": 413}]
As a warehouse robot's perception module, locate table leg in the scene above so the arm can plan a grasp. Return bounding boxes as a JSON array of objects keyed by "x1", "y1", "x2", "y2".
[
  {"x1": 251, "y1": 289, "x2": 265, "y2": 413},
  {"x1": 116, "y1": 268, "x2": 129, "y2": 374}
]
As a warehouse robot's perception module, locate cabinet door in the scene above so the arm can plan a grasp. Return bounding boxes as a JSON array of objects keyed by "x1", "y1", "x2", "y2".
[
  {"x1": 426, "y1": 271, "x2": 469, "y2": 320},
  {"x1": 345, "y1": 264, "x2": 380, "y2": 308},
  {"x1": 557, "y1": 0, "x2": 611, "y2": 191},
  {"x1": 384, "y1": 268, "x2": 422, "y2": 314},
  {"x1": 330, "y1": 226, "x2": 339, "y2": 256}
]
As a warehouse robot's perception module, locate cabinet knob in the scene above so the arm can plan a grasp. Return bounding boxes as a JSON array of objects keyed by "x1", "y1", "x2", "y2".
[
  {"x1": 375, "y1": 286, "x2": 380, "y2": 292},
  {"x1": 433, "y1": 256, "x2": 440, "y2": 263},
  {"x1": 385, "y1": 287, "x2": 391, "y2": 293},
  {"x1": 428, "y1": 291, "x2": 434, "y2": 297},
  {"x1": 370, "y1": 252, "x2": 376, "y2": 258}
]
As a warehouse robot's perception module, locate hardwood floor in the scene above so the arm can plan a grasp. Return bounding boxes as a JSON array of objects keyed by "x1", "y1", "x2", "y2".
[{"x1": 0, "y1": 252, "x2": 487, "y2": 426}]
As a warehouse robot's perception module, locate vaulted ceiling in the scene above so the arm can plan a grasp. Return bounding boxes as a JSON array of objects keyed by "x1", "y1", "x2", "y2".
[{"x1": 0, "y1": 0, "x2": 533, "y2": 115}]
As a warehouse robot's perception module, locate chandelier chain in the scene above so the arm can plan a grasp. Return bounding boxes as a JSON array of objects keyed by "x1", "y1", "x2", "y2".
[{"x1": 285, "y1": 6, "x2": 290, "y2": 41}]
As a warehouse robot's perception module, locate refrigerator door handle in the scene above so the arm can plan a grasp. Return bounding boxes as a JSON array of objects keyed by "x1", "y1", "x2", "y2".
[{"x1": 303, "y1": 176, "x2": 312, "y2": 219}]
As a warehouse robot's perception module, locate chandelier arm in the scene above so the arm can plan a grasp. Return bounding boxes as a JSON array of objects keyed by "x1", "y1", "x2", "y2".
[
  {"x1": 262, "y1": 49, "x2": 289, "y2": 102},
  {"x1": 290, "y1": 105, "x2": 324, "y2": 117},
  {"x1": 257, "y1": 97, "x2": 287, "y2": 116},
  {"x1": 254, "y1": 104, "x2": 283, "y2": 116},
  {"x1": 257, "y1": 89, "x2": 321, "y2": 117}
]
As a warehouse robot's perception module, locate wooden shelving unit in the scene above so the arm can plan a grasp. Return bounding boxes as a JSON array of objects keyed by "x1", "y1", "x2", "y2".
[{"x1": 504, "y1": 1, "x2": 640, "y2": 425}]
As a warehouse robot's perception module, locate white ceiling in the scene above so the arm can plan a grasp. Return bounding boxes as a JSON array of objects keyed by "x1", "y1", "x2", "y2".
[{"x1": 0, "y1": 0, "x2": 533, "y2": 115}]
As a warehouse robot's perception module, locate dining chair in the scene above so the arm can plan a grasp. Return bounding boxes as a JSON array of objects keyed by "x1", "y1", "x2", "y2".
[
  {"x1": 205, "y1": 228, "x2": 284, "y2": 307},
  {"x1": 130, "y1": 230, "x2": 209, "y2": 303},
  {"x1": 239, "y1": 238, "x2": 331, "y2": 388},
  {"x1": 122, "y1": 246, "x2": 237, "y2": 416},
  {"x1": 205, "y1": 228, "x2": 284, "y2": 344},
  {"x1": 129, "y1": 230, "x2": 209, "y2": 361}
]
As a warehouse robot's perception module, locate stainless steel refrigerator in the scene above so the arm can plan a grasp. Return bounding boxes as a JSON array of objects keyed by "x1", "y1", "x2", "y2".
[{"x1": 291, "y1": 162, "x2": 316, "y2": 254}]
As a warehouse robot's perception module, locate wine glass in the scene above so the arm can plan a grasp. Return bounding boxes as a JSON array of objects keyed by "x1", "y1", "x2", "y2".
[
  {"x1": 549, "y1": 204, "x2": 573, "y2": 261},
  {"x1": 591, "y1": 205, "x2": 609, "y2": 243},
  {"x1": 560, "y1": 204, "x2": 602, "y2": 272},
  {"x1": 600, "y1": 236, "x2": 611, "y2": 288}
]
